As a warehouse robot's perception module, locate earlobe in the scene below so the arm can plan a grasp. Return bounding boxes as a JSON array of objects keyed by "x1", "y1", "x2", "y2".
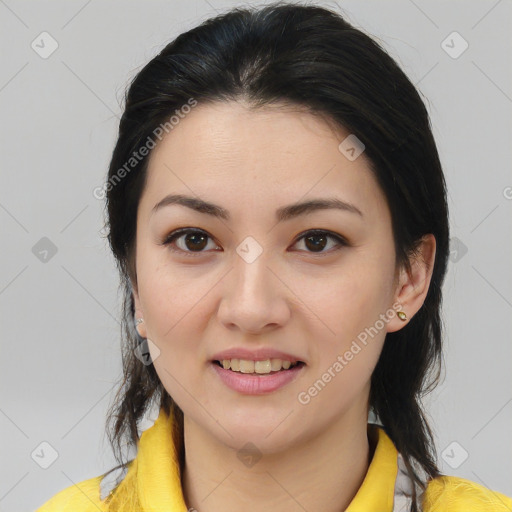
[
  {"x1": 131, "y1": 282, "x2": 147, "y2": 338},
  {"x1": 134, "y1": 310, "x2": 147, "y2": 338},
  {"x1": 387, "y1": 234, "x2": 436, "y2": 333},
  {"x1": 135, "y1": 317, "x2": 146, "y2": 338}
]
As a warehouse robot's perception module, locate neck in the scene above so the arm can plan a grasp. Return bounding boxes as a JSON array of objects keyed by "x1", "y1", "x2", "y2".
[{"x1": 181, "y1": 410, "x2": 373, "y2": 512}]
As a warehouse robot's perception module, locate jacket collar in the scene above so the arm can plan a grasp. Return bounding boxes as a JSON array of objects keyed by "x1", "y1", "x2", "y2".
[
  {"x1": 113, "y1": 406, "x2": 401, "y2": 511},
  {"x1": 137, "y1": 405, "x2": 187, "y2": 511}
]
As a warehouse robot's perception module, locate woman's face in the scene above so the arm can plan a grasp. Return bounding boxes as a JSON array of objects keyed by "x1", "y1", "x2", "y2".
[{"x1": 133, "y1": 100, "x2": 405, "y2": 452}]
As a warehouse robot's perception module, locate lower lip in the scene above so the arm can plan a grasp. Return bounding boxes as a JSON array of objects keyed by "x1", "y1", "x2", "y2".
[{"x1": 211, "y1": 362, "x2": 305, "y2": 395}]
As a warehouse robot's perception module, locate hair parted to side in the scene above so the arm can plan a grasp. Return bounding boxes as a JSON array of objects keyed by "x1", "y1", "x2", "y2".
[{"x1": 102, "y1": 3, "x2": 449, "y2": 510}]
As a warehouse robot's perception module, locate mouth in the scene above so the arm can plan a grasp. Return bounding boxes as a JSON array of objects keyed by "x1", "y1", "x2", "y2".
[
  {"x1": 210, "y1": 358, "x2": 306, "y2": 394},
  {"x1": 212, "y1": 359, "x2": 306, "y2": 375}
]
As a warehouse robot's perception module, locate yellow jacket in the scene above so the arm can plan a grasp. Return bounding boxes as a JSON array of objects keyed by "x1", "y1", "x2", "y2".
[{"x1": 36, "y1": 406, "x2": 512, "y2": 511}]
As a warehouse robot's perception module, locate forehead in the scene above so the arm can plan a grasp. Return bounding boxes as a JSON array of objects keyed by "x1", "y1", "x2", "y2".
[{"x1": 140, "y1": 101, "x2": 388, "y2": 222}]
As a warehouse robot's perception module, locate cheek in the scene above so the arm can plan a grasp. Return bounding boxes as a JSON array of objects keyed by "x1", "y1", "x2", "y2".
[
  {"x1": 299, "y1": 271, "x2": 390, "y2": 414},
  {"x1": 137, "y1": 246, "x2": 213, "y2": 339},
  {"x1": 142, "y1": 273, "x2": 207, "y2": 357},
  {"x1": 307, "y1": 254, "x2": 394, "y2": 368},
  {"x1": 321, "y1": 263, "x2": 393, "y2": 328},
  {"x1": 137, "y1": 261, "x2": 215, "y2": 401},
  {"x1": 147, "y1": 298, "x2": 206, "y2": 412}
]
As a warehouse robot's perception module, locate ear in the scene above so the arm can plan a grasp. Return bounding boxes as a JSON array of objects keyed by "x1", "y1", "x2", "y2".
[
  {"x1": 386, "y1": 234, "x2": 436, "y2": 333},
  {"x1": 132, "y1": 281, "x2": 147, "y2": 339}
]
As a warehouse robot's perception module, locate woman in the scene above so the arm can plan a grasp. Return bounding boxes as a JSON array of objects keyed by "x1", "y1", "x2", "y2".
[{"x1": 36, "y1": 2, "x2": 511, "y2": 511}]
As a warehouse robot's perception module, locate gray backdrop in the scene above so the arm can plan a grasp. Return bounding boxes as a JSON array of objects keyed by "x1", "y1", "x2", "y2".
[{"x1": 1, "y1": 0, "x2": 511, "y2": 510}]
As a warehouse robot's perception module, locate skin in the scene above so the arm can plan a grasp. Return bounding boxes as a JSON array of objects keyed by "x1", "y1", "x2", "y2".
[{"x1": 132, "y1": 100, "x2": 436, "y2": 512}]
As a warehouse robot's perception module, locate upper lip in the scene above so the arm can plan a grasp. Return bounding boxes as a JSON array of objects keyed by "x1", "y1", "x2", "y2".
[{"x1": 211, "y1": 347, "x2": 305, "y2": 364}]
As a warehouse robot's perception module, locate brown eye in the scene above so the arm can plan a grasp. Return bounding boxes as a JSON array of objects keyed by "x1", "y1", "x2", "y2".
[
  {"x1": 162, "y1": 228, "x2": 347, "y2": 257},
  {"x1": 293, "y1": 230, "x2": 347, "y2": 254},
  {"x1": 304, "y1": 233, "x2": 328, "y2": 252},
  {"x1": 163, "y1": 228, "x2": 219, "y2": 255},
  {"x1": 181, "y1": 232, "x2": 208, "y2": 251}
]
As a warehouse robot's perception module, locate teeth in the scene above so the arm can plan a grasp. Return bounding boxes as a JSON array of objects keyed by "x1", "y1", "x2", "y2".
[
  {"x1": 219, "y1": 358, "x2": 299, "y2": 374},
  {"x1": 239, "y1": 360, "x2": 254, "y2": 373},
  {"x1": 255, "y1": 360, "x2": 271, "y2": 374}
]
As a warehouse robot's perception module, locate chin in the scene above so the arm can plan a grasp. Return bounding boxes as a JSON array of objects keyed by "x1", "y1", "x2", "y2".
[{"x1": 209, "y1": 414, "x2": 294, "y2": 446}]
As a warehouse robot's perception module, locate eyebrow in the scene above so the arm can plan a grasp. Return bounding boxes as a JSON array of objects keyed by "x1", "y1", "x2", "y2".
[{"x1": 151, "y1": 194, "x2": 364, "y2": 222}]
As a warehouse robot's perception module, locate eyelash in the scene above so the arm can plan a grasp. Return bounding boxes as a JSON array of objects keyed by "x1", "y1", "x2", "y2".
[{"x1": 161, "y1": 228, "x2": 348, "y2": 257}]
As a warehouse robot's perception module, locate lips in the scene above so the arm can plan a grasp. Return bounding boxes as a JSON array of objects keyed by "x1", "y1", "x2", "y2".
[
  {"x1": 210, "y1": 360, "x2": 306, "y2": 394},
  {"x1": 212, "y1": 359, "x2": 305, "y2": 373},
  {"x1": 211, "y1": 347, "x2": 305, "y2": 364}
]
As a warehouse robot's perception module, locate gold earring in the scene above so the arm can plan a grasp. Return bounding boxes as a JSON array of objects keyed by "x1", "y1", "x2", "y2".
[{"x1": 397, "y1": 311, "x2": 407, "y2": 321}]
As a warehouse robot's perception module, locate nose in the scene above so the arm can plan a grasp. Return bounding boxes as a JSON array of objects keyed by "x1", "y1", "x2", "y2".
[{"x1": 217, "y1": 253, "x2": 291, "y2": 335}]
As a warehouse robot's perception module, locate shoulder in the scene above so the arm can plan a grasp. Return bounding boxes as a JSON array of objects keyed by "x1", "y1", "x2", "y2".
[
  {"x1": 35, "y1": 474, "x2": 106, "y2": 512},
  {"x1": 422, "y1": 475, "x2": 512, "y2": 511}
]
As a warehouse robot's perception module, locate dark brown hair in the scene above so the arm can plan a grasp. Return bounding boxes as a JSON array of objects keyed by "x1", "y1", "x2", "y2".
[{"x1": 102, "y1": 3, "x2": 449, "y2": 510}]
